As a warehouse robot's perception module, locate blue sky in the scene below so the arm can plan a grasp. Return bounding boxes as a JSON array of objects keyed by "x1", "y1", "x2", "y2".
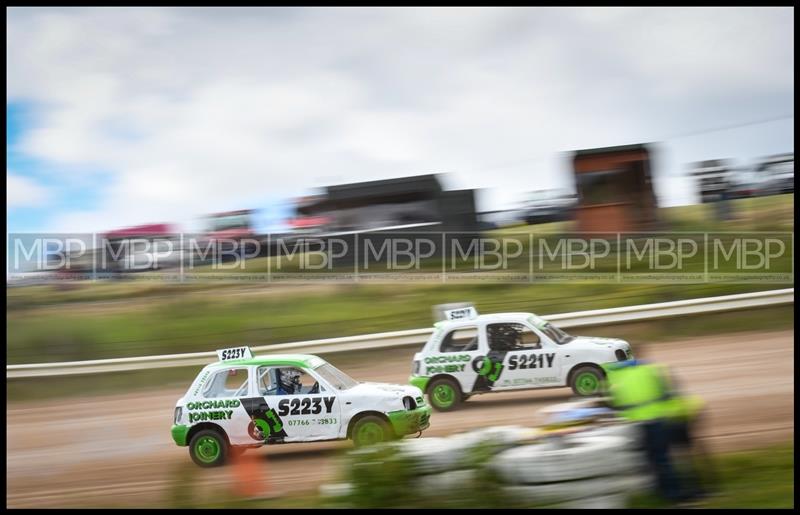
[
  {"x1": 6, "y1": 7, "x2": 794, "y2": 234},
  {"x1": 8, "y1": 102, "x2": 113, "y2": 232},
  {"x1": 7, "y1": 99, "x2": 295, "y2": 233}
]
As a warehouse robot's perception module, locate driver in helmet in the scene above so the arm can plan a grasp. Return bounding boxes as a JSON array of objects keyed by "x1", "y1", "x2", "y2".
[
  {"x1": 277, "y1": 368, "x2": 303, "y2": 395},
  {"x1": 488, "y1": 323, "x2": 522, "y2": 351}
]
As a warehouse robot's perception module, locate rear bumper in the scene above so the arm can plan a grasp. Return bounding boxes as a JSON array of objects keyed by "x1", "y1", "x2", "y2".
[
  {"x1": 409, "y1": 375, "x2": 430, "y2": 393},
  {"x1": 387, "y1": 405, "x2": 432, "y2": 436}
]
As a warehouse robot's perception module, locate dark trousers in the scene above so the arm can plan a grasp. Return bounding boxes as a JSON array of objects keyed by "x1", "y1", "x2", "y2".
[
  {"x1": 668, "y1": 417, "x2": 715, "y2": 496},
  {"x1": 641, "y1": 420, "x2": 682, "y2": 501}
]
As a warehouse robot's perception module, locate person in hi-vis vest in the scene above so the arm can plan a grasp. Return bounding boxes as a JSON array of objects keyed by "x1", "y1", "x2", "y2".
[{"x1": 602, "y1": 355, "x2": 708, "y2": 503}]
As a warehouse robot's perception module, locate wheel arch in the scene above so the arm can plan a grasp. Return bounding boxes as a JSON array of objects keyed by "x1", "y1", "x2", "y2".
[
  {"x1": 186, "y1": 423, "x2": 230, "y2": 446},
  {"x1": 346, "y1": 411, "x2": 391, "y2": 440},
  {"x1": 566, "y1": 362, "x2": 606, "y2": 386},
  {"x1": 425, "y1": 374, "x2": 465, "y2": 396}
]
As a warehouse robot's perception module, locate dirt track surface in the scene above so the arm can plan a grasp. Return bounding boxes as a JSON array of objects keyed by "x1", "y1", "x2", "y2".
[{"x1": 7, "y1": 330, "x2": 794, "y2": 508}]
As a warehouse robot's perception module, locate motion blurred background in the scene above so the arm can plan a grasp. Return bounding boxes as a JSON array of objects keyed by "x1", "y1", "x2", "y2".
[{"x1": 6, "y1": 6, "x2": 794, "y2": 508}]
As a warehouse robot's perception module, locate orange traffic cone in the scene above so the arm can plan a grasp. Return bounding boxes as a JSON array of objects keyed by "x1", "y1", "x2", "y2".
[{"x1": 230, "y1": 449, "x2": 273, "y2": 499}]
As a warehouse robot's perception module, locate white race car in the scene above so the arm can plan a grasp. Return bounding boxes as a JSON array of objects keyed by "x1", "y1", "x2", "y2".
[
  {"x1": 172, "y1": 348, "x2": 431, "y2": 467},
  {"x1": 409, "y1": 307, "x2": 633, "y2": 411}
]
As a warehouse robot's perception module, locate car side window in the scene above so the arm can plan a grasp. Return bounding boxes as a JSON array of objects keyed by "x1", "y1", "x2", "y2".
[
  {"x1": 202, "y1": 367, "x2": 250, "y2": 398},
  {"x1": 487, "y1": 323, "x2": 541, "y2": 351},
  {"x1": 517, "y1": 324, "x2": 542, "y2": 349},
  {"x1": 440, "y1": 326, "x2": 479, "y2": 353},
  {"x1": 258, "y1": 366, "x2": 324, "y2": 396}
]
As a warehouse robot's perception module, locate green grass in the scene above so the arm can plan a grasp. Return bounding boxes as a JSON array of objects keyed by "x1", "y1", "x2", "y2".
[
  {"x1": 703, "y1": 442, "x2": 794, "y2": 508},
  {"x1": 661, "y1": 194, "x2": 795, "y2": 232},
  {"x1": 628, "y1": 442, "x2": 794, "y2": 508}
]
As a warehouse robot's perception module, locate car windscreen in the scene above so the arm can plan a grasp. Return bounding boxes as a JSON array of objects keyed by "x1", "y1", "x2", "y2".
[
  {"x1": 528, "y1": 315, "x2": 574, "y2": 345},
  {"x1": 313, "y1": 363, "x2": 359, "y2": 391}
]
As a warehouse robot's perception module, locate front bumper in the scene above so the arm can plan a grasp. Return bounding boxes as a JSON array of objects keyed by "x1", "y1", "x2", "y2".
[
  {"x1": 387, "y1": 405, "x2": 432, "y2": 436},
  {"x1": 171, "y1": 424, "x2": 189, "y2": 446}
]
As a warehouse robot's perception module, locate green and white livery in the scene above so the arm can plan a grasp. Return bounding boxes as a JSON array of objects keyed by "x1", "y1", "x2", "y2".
[
  {"x1": 172, "y1": 349, "x2": 431, "y2": 467},
  {"x1": 409, "y1": 308, "x2": 634, "y2": 411}
]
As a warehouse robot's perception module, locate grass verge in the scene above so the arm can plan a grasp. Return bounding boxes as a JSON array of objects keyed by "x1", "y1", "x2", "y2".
[{"x1": 628, "y1": 441, "x2": 794, "y2": 508}]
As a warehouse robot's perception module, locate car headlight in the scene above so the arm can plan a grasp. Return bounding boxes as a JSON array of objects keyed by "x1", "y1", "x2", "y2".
[{"x1": 174, "y1": 407, "x2": 183, "y2": 424}]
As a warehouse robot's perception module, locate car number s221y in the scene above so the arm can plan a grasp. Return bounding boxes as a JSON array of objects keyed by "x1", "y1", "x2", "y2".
[{"x1": 508, "y1": 353, "x2": 555, "y2": 370}]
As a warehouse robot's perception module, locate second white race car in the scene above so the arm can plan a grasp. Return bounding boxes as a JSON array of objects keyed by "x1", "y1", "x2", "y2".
[{"x1": 409, "y1": 307, "x2": 634, "y2": 411}]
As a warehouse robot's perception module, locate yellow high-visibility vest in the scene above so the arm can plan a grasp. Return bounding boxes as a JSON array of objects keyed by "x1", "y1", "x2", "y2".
[{"x1": 605, "y1": 363, "x2": 679, "y2": 421}]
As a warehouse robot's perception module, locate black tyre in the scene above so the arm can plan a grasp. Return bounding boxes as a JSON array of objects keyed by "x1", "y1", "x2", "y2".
[
  {"x1": 570, "y1": 366, "x2": 604, "y2": 397},
  {"x1": 189, "y1": 429, "x2": 229, "y2": 467},
  {"x1": 427, "y1": 377, "x2": 463, "y2": 412},
  {"x1": 351, "y1": 415, "x2": 393, "y2": 448}
]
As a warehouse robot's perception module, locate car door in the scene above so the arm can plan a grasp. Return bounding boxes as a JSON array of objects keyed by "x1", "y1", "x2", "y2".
[
  {"x1": 257, "y1": 365, "x2": 341, "y2": 442},
  {"x1": 428, "y1": 323, "x2": 485, "y2": 395},
  {"x1": 487, "y1": 322, "x2": 562, "y2": 390}
]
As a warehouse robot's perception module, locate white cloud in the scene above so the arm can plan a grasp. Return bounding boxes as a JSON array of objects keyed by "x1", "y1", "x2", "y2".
[
  {"x1": 7, "y1": 173, "x2": 51, "y2": 208},
  {"x1": 6, "y1": 7, "x2": 794, "y2": 232}
]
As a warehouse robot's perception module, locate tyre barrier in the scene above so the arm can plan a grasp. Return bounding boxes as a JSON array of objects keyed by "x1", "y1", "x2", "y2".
[
  {"x1": 413, "y1": 469, "x2": 477, "y2": 499},
  {"x1": 488, "y1": 435, "x2": 646, "y2": 484},
  {"x1": 561, "y1": 492, "x2": 630, "y2": 509},
  {"x1": 449, "y1": 425, "x2": 540, "y2": 448},
  {"x1": 394, "y1": 426, "x2": 538, "y2": 474},
  {"x1": 322, "y1": 423, "x2": 651, "y2": 508},
  {"x1": 504, "y1": 474, "x2": 652, "y2": 506}
]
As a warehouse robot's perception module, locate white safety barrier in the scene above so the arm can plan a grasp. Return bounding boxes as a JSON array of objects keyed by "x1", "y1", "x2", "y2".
[
  {"x1": 322, "y1": 422, "x2": 650, "y2": 508},
  {"x1": 7, "y1": 288, "x2": 793, "y2": 378},
  {"x1": 489, "y1": 435, "x2": 643, "y2": 483}
]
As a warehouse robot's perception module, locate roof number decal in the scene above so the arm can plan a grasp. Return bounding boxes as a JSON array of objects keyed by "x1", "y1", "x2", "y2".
[
  {"x1": 444, "y1": 307, "x2": 478, "y2": 320},
  {"x1": 217, "y1": 346, "x2": 253, "y2": 361}
]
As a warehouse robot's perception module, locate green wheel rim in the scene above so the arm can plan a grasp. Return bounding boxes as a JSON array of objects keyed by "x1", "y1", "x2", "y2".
[
  {"x1": 575, "y1": 372, "x2": 600, "y2": 395},
  {"x1": 355, "y1": 421, "x2": 385, "y2": 446},
  {"x1": 432, "y1": 383, "x2": 456, "y2": 408},
  {"x1": 194, "y1": 435, "x2": 221, "y2": 463}
]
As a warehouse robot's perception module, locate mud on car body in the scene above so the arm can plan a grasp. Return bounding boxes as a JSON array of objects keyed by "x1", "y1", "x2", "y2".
[
  {"x1": 172, "y1": 347, "x2": 431, "y2": 467},
  {"x1": 409, "y1": 308, "x2": 633, "y2": 411}
]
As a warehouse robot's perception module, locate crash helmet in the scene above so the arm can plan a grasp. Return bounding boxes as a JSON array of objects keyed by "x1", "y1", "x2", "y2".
[
  {"x1": 488, "y1": 323, "x2": 521, "y2": 350},
  {"x1": 279, "y1": 368, "x2": 303, "y2": 393}
]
